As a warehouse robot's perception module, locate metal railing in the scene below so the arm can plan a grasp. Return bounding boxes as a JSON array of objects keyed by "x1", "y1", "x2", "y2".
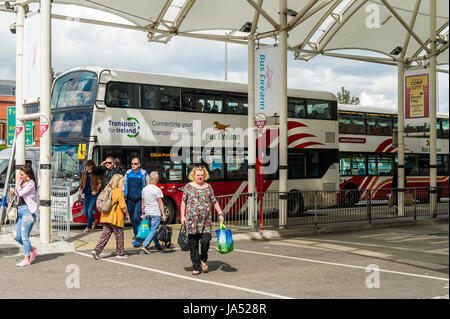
[
  {"x1": 1, "y1": 186, "x2": 72, "y2": 240},
  {"x1": 217, "y1": 187, "x2": 449, "y2": 232}
]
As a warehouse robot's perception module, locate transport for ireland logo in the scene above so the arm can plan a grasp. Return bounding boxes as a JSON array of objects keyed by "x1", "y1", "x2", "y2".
[{"x1": 108, "y1": 117, "x2": 141, "y2": 138}]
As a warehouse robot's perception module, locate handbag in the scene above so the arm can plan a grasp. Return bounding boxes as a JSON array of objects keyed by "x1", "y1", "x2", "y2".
[
  {"x1": 6, "y1": 194, "x2": 18, "y2": 221},
  {"x1": 177, "y1": 224, "x2": 190, "y2": 251},
  {"x1": 136, "y1": 218, "x2": 151, "y2": 240},
  {"x1": 157, "y1": 222, "x2": 173, "y2": 248},
  {"x1": 215, "y1": 223, "x2": 234, "y2": 254}
]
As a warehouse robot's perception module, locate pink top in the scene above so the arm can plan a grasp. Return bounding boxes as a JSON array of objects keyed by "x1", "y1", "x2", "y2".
[{"x1": 16, "y1": 180, "x2": 37, "y2": 215}]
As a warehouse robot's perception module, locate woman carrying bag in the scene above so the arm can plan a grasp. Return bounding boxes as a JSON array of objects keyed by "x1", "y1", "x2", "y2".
[
  {"x1": 10, "y1": 166, "x2": 38, "y2": 267},
  {"x1": 92, "y1": 174, "x2": 130, "y2": 259},
  {"x1": 79, "y1": 159, "x2": 102, "y2": 232},
  {"x1": 180, "y1": 166, "x2": 224, "y2": 275}
]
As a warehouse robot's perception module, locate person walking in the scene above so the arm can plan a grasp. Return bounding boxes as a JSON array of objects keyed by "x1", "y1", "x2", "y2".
[
  {"x1": 140, "y1": 171, "x2": 167, "y2": 254},
  {"x1": 93, "y1": 156, "x2": 123, "y2": 192},
  {"x1": 79, "y1": 160, "x2": 102, "y2": 232},
  {"x1": 92, "y1": 174, "x2": 130, "y2": 259},
  {"x1": 10, "y1": 166, "x2": 38, "y2": 267},
  {"x1": 124, "y1": 158, "x2": 150, "y2": 247},
  {"x1": 180, "y1": 166, "x2": 224, "y2": 275},
  {"x1": 114, "y1": 158, "x2": 126, "y2": 176}
]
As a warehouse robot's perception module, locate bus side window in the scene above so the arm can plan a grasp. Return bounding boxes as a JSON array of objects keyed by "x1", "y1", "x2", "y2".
[
  {"x1": 442, "y1": 120, "x2": 449, "y2": 138},
  {"x1": 143, "y1": 85, "x2": 161, "y2": 109}
]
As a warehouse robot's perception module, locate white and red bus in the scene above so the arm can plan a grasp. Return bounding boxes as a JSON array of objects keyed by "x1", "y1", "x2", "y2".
[
  {"x1": 50, "y1": 67, "x2": 339, "y2": 224},
  {"x1": 338, "y1": 104, "x2": 449, "y2": 206}
]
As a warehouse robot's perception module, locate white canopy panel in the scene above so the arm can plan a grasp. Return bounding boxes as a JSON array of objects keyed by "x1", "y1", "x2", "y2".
[{"x1": 46, "y1": 0, "x2": 449, "y2": 66}]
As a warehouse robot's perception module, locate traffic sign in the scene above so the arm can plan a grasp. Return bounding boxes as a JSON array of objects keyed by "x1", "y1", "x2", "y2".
[
  {"x1": 7, "y1": 106, "x2": 34, "y2": 146},
  {"x1": 254, "y1": 113, "x2": 267, "y2": 129}
]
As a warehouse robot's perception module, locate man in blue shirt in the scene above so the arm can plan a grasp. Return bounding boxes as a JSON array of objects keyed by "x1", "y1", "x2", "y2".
[{"x1": 123, "y1": 158, "x2": 149, "y2": 247}]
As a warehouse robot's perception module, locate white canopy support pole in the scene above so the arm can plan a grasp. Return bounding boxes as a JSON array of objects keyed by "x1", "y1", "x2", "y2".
[
  {"x1": 247, "y1": 36, "x2": 256, "y2": 228},
  {"x1": 380, "y1": 0, "x2": 430, "y2": 55},
  {"x1": 15, "y1": 4, "x2": 25, "y2": 178},
  {"x1": 397, "y1": 59, "x2": 405, "y2": 217},
  {"x1": 429, "y1": 0, "x2": 437, "y2": 217},
  {"x1": 278, "y1": 0, "x2": 288, "y2": 229},
  {"x1": 39, "y1": 0, "x2": 52, "y2": 244}
]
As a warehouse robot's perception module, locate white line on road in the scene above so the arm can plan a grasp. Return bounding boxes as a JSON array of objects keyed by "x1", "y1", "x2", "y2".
[
  {"x1": 227, "y1": 248, "x2": 449, "y2": 282},
  {"x1": 75, "y1": 251, "x2": 293, "y2": 299}
]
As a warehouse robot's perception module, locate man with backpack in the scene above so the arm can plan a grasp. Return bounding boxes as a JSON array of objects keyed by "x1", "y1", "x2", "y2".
[{"x1": 124, "y1": 158, "x2": 150, "y2": 247}]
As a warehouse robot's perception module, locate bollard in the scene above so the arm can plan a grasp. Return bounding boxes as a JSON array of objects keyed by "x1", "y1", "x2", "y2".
[{"x1": 367, "y1": 189, "x2": 372, "y2": 223}]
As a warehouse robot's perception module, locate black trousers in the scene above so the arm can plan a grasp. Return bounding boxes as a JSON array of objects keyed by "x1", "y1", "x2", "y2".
[{"x1": 188, "y1": 233, "x2": 211, "y2": 271}]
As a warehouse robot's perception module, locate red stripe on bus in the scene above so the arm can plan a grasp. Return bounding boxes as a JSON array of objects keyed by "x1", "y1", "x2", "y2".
[
  {"x1": 288, "y1": 121, "x2": 308, "y2": 130},
  {"x1": 294, "y1": 141, "x2": 325, "y2": 149},
  {"x1": 288, "y1": 133, "x2": 316, "y2": 145},
  {"x1": 375, "y1": 138, "x2": 392, "y2": 153}
]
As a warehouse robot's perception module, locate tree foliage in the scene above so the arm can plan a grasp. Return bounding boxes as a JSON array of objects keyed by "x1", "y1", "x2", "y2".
[{"x1": 337, "y1": 87, "x2": 360, "y2": 105}]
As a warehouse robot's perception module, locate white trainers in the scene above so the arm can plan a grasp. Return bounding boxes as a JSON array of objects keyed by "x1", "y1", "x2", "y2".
[
  {"x1": 116, "y1": 254, "x2": 128, "y2": 259},
  {"x1": 16, "y1": 259, "x2": 31, "y2": 267}
]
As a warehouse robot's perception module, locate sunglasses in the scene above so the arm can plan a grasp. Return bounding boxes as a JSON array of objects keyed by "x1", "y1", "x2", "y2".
[
  {"x1": 105, "y1": 162, "x2": 113, "y2": 164},
  {"x1": 131, "y1": 163, "x2": 139, "y2": 165}
]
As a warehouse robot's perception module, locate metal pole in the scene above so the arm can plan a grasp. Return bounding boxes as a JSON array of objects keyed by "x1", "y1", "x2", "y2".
[
  {"x1": 397, "y1": 60, "x2": 405, "y2": 217},
  {"x1": 225, "y1": 35, "x2": 228, "y2": 81},
  {"x1": 15, "y1": 4, "x2": 25, "y2": 178},
  {"x1": 278, "y1": 0, "x2": 288, "y2": 229},
  {"x1": 39, "y1": 0, "x2": 52, "y2": 243},
  {"x1": 248, "y1": 36, "x2": 257, "y2": 228},
  {"x1": 429, "y1": 0, "x2": 437, "y2": 218}
]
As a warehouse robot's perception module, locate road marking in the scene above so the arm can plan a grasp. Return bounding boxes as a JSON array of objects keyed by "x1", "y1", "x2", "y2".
[
  {"x1": 74, "y1": 251, "x2": 293, "y2": 299},
  {"x1": 229, "y1": 248, "x2": 449, "y2": 282},
  {"x1": 294, "y1": 237, "x2": 449, "y2": 256}
]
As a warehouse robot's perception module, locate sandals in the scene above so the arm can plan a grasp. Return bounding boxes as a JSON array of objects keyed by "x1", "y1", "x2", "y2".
[
  {"x1": 192, "y1": 270, "x2": 200, "y2": 275},
  {"x1": 201, "y1": 261, "x2": 209, "y2": 273}
]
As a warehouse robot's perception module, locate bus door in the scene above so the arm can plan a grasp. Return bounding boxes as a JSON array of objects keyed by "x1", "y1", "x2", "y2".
[{"x1": 101, "y1": 147, "x2": 141, "y2": 171}]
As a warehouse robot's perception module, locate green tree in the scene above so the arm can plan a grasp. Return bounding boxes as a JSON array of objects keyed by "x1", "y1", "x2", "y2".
[{"x1": 337, "y1": 87, "x2": 360, "y2": 105}]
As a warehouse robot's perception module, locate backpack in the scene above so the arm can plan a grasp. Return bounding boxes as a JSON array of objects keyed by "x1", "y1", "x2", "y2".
[{"x1": 96, "y1": 183, "x2": 114, "y2": 213}]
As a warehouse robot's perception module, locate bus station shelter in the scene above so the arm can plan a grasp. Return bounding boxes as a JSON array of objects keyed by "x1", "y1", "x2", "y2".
[{"x1": 0, "y1": 0, "x2": 448, "y2": 244}]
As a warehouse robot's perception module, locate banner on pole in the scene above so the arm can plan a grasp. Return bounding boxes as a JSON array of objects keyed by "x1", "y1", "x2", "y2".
[
  {"x1": 254, "y1": 45, "x2": 280, "y2": 117},
  {"x1": 404, "y1": 67, "x2": 430, "y2": 126},
  {"x1": 23, "y1": 10, "x2": 40, "y2": 104}
]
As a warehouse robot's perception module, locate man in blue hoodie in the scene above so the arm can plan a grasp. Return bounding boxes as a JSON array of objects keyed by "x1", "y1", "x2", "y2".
[{"x1": 124, "y1": 158, "x2": 149, "y2": 247}]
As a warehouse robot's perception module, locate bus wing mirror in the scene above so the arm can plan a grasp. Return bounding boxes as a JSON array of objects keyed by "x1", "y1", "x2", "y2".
[{"x1": 78, "y1": 143, "x2": 86, "y2": 160}]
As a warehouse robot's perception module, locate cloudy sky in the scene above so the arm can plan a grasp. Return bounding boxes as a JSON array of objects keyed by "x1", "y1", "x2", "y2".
[{"x1": 0, "y1": 3, "x2": 448, "y2": 113}]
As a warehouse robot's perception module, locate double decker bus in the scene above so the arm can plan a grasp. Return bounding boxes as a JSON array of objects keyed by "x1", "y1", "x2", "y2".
[
  {"x1": 51, "y1": 67, "x2": 339, "y2": 224},
  {"x1": 338, "y1": 104, "x2": 449, "y2": 206}
]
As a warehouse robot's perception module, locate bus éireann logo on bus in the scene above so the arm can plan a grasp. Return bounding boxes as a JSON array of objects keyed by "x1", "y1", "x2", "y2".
[{"x1": 126, "y1": 117, "x2": 140, "y2": 138}]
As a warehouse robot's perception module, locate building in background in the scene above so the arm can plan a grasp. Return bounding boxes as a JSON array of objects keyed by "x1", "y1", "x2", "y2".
[{"x1": 0, "y1": 79, "x2": 40, "y2": 147}]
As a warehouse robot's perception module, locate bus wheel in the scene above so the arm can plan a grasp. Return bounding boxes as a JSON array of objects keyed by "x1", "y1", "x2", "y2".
[
  {"x1": 341, "y1": 186, "x2": 359, "y2": 207},
  {"x1": 163, "y1": 197, "x2": 177, "y2": 225},
  {"x1": 288, "y1": 191, "x2": 304, "y2": 217}
]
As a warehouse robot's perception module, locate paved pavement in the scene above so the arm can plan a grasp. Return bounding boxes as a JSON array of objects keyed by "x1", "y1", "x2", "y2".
[{"x1": 0, "y1": 217, "x2": 448, "y2": 300}]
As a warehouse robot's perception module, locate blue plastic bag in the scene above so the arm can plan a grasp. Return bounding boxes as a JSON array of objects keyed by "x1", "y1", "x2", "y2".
[
  {"x1": 215, "y1": 223, "x2": 234, "y2": 254},
  {"x1": 136, "y1": 218, "x2": 150, "y2": 240}
]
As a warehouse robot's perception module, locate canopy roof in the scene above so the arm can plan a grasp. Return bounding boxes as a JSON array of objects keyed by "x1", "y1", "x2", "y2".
[{"x1": 4, "y1": 0, "x2": 450, "y2": 67}]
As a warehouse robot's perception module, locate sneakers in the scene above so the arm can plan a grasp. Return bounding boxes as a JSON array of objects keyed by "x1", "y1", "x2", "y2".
[
  {"x1": 140, "y1": 246, "x2": 150, "y2": 254},
  {"x1": 91, "y1": 250, "x2": 101, "y2": 260},
  {"x1": 132, "y1": 240, "x2": 141, "y2": 248},
  {"x1": 116, "y1": 254, "x2": 128, "y2": 259},
  {"x1": 30, "y1": 248, "x2": 38, "y2": 263},
  {"x1": 16, "y1": 259, "x2": 31, "y2": 267}
]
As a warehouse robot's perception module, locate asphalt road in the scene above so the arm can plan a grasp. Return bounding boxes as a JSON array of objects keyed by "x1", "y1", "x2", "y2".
[{"x1": 0, "y1": 221, "x2": 448, "y2": 300}]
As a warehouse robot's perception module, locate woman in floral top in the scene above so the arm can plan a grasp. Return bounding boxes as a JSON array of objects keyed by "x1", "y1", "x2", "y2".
[{"x1": 181, "y1": 166, "x2": 224, "y2": 275}]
